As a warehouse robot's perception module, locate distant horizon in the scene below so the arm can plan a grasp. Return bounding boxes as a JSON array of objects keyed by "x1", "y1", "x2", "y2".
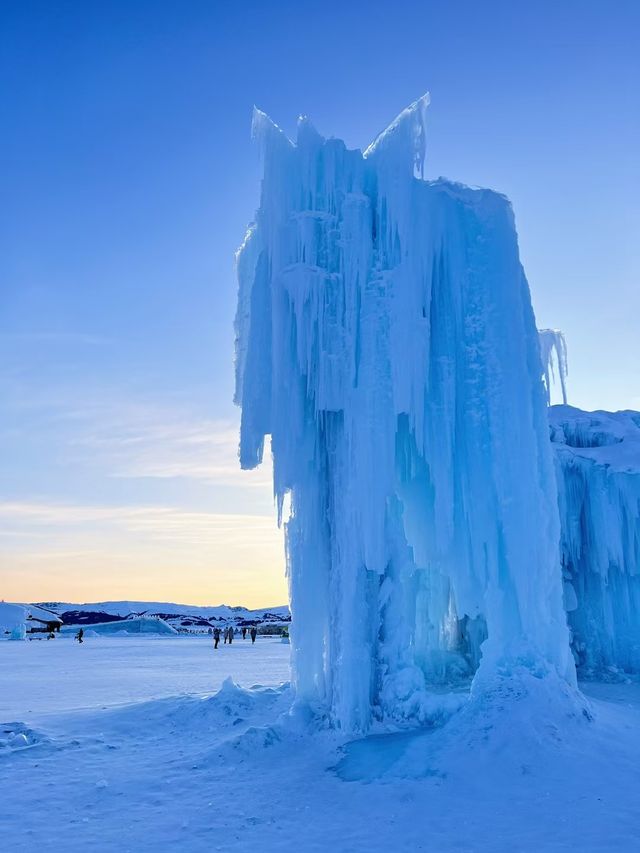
[
  {"x1": 32, "y1": 598, "x2": 289, "y2": 610},
  {"x1": 5, "y1": 596, "x2": 289, "y2": 611}
]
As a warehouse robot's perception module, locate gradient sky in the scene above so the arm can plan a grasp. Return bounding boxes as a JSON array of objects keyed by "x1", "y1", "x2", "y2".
[{"x1": 1, "y1": 0, "x2": 638, "y2": 606}]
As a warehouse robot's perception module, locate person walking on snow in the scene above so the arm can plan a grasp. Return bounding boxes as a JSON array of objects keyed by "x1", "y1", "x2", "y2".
[
  {"x1": 228, "y1": 626, "x2": 233, "y2": 644},
  {"x1": 76, "y1": 627, "x2": 84, "y2": 644},
  {"x1": 242, "y1": 627, "x2": 247, "y2": 640},
  {"x1": 213, "y1": 627, "x2": 220, "y2": 649},
  {"x1": 250, "y1": 626, "x2": 257, "y2": 644}
]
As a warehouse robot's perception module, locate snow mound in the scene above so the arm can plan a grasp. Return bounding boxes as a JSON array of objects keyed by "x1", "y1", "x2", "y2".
[
  {"x1": 0, "y1": 723, "x2": 51, "y2": 753},
  {"x1": 337, "y1": 667, "x2": 591, "y2": 782},
  {"x1": 61, "y1": 616, "x2": 178, "y2": 636},
  {"x1": 218, "y1": 723, "x2": 283, "y2": 759},
  {"x1": 90, "y1": 677, "x2": 292, "y2": 742}
]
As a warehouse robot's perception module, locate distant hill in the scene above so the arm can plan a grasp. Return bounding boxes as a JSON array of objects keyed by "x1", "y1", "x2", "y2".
[{"x1": 35, "y1": 600, "x2": 291, "y2": 633}]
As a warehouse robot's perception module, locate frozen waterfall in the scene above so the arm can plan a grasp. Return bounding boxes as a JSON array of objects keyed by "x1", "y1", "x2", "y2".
[
  {"x1": 536, "y1": 328, "x2": 639, "y2": 676},
  {"x1": 550, "y1": 406, "x2": 640, "y2": 675},
  {"x1": 235, "y1": 96, "x2": 574, "y2": 731}
]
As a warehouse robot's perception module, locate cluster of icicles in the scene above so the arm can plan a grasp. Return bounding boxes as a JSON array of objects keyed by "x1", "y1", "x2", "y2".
[{"x1": 234, "y1": 97, "x2": 634, "y2": 732}]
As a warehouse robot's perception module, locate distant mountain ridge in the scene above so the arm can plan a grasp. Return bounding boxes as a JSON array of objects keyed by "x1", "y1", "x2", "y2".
[
  {"x1": 36, "y1": 600, "x2": 290, "y2": 633},
  {"x1": 38, "y1": 600, "x2": 289, "y2": 617}
]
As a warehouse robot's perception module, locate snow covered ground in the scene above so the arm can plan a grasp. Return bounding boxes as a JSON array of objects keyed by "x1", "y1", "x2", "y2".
[
  {"x1": 0, "y1": 635, "x2": 290, "y2": 718},
  {"x1": 2, "y1": 636, "x2": 640, "y2": 852}
]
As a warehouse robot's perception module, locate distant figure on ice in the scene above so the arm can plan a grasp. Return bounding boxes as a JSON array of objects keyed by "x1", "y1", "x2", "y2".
[
  {"x1": 76, "y1": 628, "x2": 84, "y2": 644},
  {"x1": 250, "y1": 626, "x2": 257, "y2": 644},
  {"x1": 228, "y1": 626, "x2": 233, "y2": 644},
  {"x1": 242, "y1": 627, "x2": 247, "y2": 640},
  {"x1": 213, "y1": 627, "x2": 221, "y2": 649}
]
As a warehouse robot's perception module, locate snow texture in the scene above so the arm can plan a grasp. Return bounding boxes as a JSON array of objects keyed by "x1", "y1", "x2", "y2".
[
  {"x1": 0, "y1": 635, "x2": 291, "y2": 719},
  {"x1": 2, "y1": 637, "x2": 640, "y2": 852},
  {"x1": 550, "y1": 406, "x2": 640, "y2": 674},
  {"x1": 235, "y1": 95, "x2": 574, "y2": 732}
]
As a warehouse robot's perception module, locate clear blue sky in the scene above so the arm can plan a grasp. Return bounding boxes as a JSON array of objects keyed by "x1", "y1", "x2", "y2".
[{"x1": 1, "y1": 0, "x2": 638, "y2": 604}]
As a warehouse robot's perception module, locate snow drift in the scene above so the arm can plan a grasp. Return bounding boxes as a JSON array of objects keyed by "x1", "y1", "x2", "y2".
[{"x1": 235, "y1": 95, "x2": 575, "y2": 731}]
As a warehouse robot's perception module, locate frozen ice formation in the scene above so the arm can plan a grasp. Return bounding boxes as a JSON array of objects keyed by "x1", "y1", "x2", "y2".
[
  {"x1": 539, "y1": 329, "x2": 568, "y2": 405},
  {"x1": 550, "y1": 406, "x2": 640, "y2": 674},
  {"x1": 235, "y1": 96, "x2": 575, "y2": 731},
  {"x1": 538, "y1": 334, "x2": 639, "y2": 675}
]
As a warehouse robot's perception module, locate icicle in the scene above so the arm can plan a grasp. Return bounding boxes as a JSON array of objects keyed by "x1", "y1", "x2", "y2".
[{"x1": 539, "y1": 328, "x2": 568, "y2": 405}]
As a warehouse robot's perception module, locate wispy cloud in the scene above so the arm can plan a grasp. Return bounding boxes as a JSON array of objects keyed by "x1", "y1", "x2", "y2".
[
  {"x1": 0, "y1": 500, "x2": 279, "y2": 545},
  {"x1": 75, "y1": 408, "x2": 272, "y2": 487},
  {"x1": 1, "y1": 378, "x2": 272, "y2": 490}
]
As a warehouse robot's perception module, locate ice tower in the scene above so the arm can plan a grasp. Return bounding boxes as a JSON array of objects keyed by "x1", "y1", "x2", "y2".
[
  {"x1": 550, "y1": 406, "x2": 640, "y2": 674},
  {"x1": 235, "y1": 96, "x2": 575, "y2": 731}
]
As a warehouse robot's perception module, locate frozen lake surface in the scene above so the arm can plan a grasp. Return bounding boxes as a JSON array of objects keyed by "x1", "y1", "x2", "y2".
[
  {"x1": 0, "y1": 634, "x2": 290, "y2": 718},
  {"x1": 2, "y1": 636, "x2": 640, "y2": 852}
]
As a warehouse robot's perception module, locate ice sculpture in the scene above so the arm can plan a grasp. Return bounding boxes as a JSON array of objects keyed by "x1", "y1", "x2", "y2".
[
  {"x1": 539, "y1": 328, "x2": 568, "y2": 405},
  {"x1": 550, "y1": 406, "x2": 640, "y2": 674},
  {"x1": 235, "y1": 96, "x2": 574, "y2": 731}
]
